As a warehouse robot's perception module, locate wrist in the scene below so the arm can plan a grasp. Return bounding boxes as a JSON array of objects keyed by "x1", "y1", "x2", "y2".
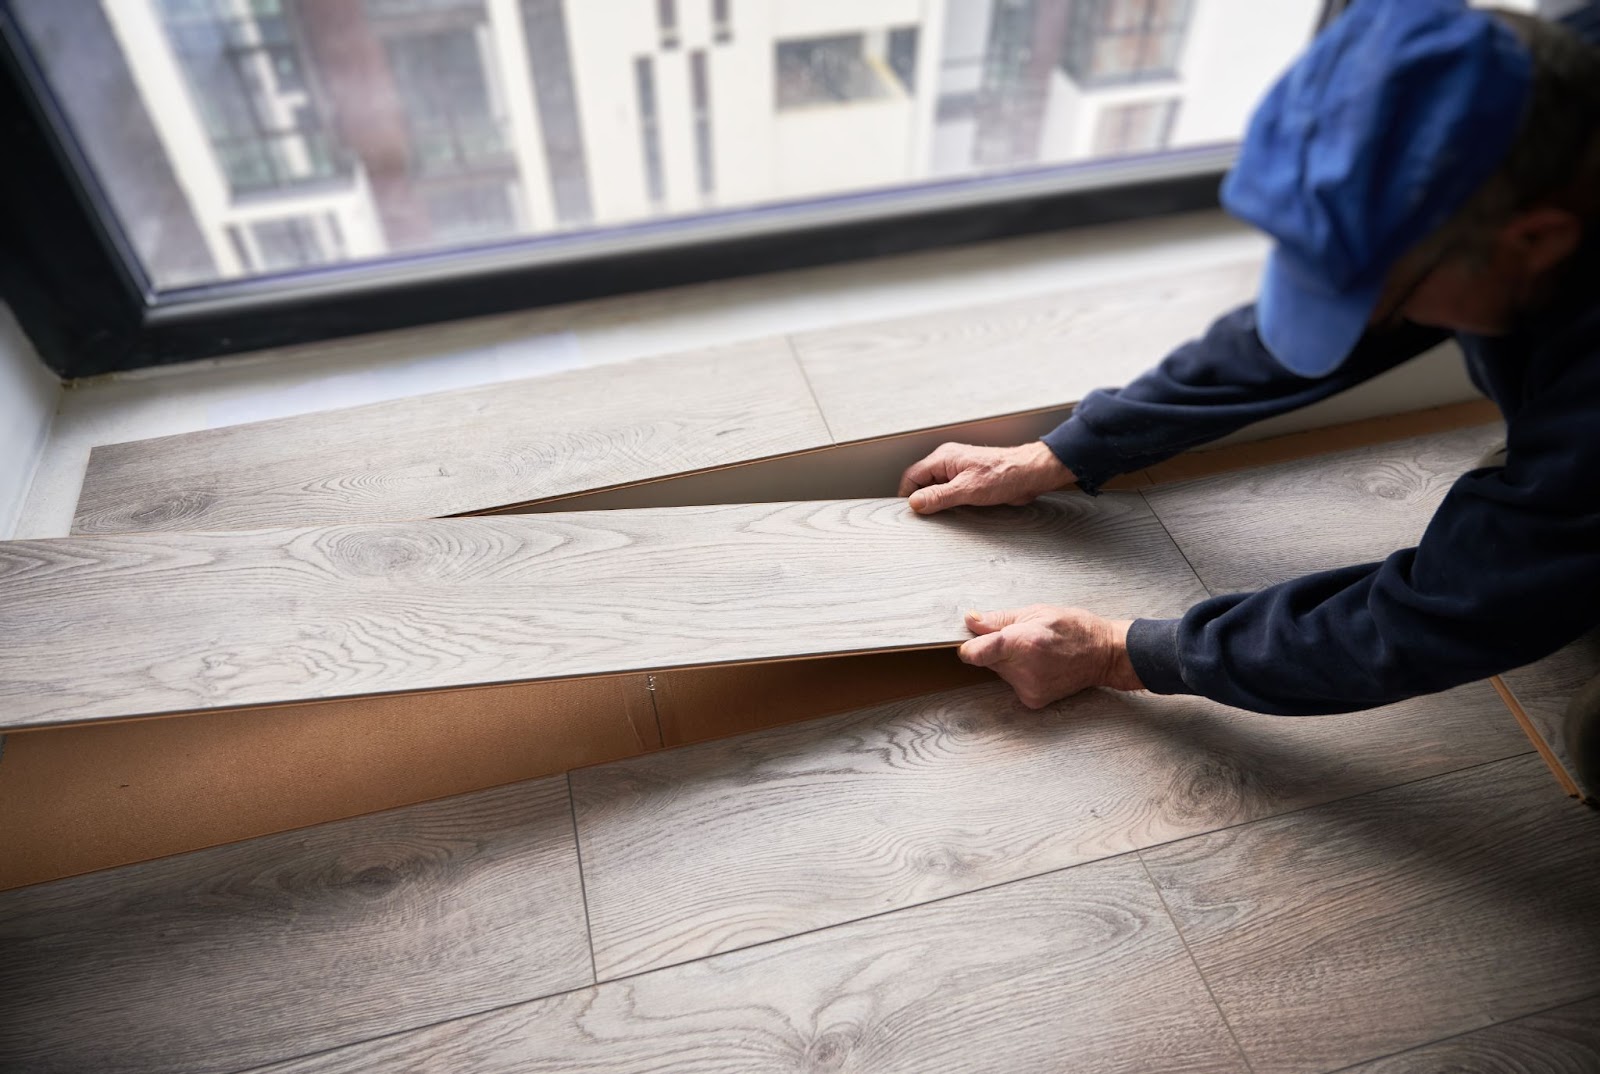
[
  {"x1": 1100, "y1": 620, "x2": 1146, "y2": 691},
  {"x1": 1024, "y1": 441, "x2": 1075, "y2": 490}
]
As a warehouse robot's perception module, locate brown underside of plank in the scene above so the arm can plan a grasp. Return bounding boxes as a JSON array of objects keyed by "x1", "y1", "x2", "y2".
[{"x1": 1491, "y1": 674, "x2": 1583, "y2": 800}]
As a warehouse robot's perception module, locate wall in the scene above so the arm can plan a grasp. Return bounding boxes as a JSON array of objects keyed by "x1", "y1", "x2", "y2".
[{"x1": 0, "y1": 302, "x2": 61, "y2": 539}]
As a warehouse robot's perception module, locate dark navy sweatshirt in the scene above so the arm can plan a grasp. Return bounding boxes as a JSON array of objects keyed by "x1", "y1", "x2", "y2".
[{"x1": 1040, "y1": 258, "x2": 1600, "y2": 716}]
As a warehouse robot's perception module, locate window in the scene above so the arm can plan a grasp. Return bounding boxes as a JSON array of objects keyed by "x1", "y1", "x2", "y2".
[
  {"x1": 422, "y1": 180, "x2": 516, "y2": 242},
  {"x1": 690, "y1": 50, "x2": 714, "y2": 197},
  {"x1": 1064, "y1": 0, "x2": 1195, "y2": 86},
  {"x1": 1093, "y1": 98, "x2": 1179, "y2": 155},
  {"x1": 2, "y1": 0, "x2": 1320, "y2": 374},
  {"x1": 634, "y1": 57, "x2": 665, "y2": 205},
  {"x1": 657, "y1": 0, "x2": 679, "y2": 49},
  {"x1": 775, "y1": 33, "x2": 913, "y2": 110},
  {"x1": 154, "y1": 0, "x2": 351, "y2": 196},
  {"x1": 384, "y1": 28, "x2": 511, "y2": 178}
]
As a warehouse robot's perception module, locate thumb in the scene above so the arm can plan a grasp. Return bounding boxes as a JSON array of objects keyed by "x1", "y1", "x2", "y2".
[
  {"x1": 958, "y1": 630, "x2": 1012, "y2": 668},
  {"x1": 909, "y1": 474, "x2": 973, "y2": 515},
  {"x1": 965, "y1": 608, "x2": 1021, "y2": 635}
]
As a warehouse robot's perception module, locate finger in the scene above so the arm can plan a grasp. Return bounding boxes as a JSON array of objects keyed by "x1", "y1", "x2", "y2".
[
  {"x1": 897, "y1": 444, "x2": 964, "y2": 498},
  {"x1": 958, "y1": 630, "x2": 1011, "y2": 667},
  {"x1": 910, "y1": 473, "x2": 976, "y2": 515},
  {"x1": 965, "y1": 607, "x2": 1021, "y2": 635}
]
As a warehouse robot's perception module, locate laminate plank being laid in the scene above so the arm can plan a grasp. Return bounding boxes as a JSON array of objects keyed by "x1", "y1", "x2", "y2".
[
  {"x1": 69, "y1": 338, "x2": 832, "y2": 534},
  {"x1": 0, "y1": 494, "x2": 1207, "y2": 730}
]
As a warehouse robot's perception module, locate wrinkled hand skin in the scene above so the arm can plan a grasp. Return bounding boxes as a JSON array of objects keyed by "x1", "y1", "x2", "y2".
[
  {"x1": 898, "y1": 441, "x2": 1075, "y2": 515},
  {"x1": 959, "y1": 606, "x2": 1145, "y2": 709}
]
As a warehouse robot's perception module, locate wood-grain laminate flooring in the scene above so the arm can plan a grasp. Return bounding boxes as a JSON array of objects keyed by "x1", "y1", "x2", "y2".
[
  {"x1": 1332, "y1": 996, "x2": 1600, "y2": 1073},
  {"x1": 0, "y1": 777, "x2": 590, "y2": 1074},
  {"x1": 258, "y1": 855, "x2": 1245, "y2": 1074},
  {"x1": 0, "y1": 494, "x2": 1205, "y2": 729},
  {"x1": 1141, "y1": 754, "x2": 1600, "y2": 1074},
  {"x1": 790, "y1": 260, "x2": 1260, "y2": 442},
  {"x1": 70, "y1": 340, "x2": 832, "y2": 534},
  {"x1": 570, "y1": 679, "x2": 1526, "y2": 979},
  {"x1": 1142, "y1": 422, "x2": 1502, "y2": 593},
  {"x1": 1498, "y1": 628, "x2": 1600, "y2": 799}
]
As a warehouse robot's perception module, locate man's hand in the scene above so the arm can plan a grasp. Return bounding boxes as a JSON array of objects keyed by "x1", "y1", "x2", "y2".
[
  {"x1": 898, "y1": 441, "x2": 1074, "y2": 515},
  {"x1": 959, "y1": 605, "x2": 1144, "y2": 709}
]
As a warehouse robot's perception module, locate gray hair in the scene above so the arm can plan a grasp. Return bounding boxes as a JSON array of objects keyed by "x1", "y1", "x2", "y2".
[{"x1": 1435, "y1": 10, "x2": 1600, "y2": 259}]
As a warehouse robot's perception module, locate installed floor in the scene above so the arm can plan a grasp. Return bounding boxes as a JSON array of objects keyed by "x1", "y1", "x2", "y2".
[{"x1": 4, "y1": 423, "x2": 1598, "y2": 1074}]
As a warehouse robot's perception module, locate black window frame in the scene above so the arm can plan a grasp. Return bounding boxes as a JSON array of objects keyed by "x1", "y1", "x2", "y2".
[{"x1": 0, "y1": 4, "x2": 1334, "y2": 380}]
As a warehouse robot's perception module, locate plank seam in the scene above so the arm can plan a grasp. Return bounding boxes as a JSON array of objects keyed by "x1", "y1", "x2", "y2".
[
  {"x1": 1489, "y1": 675, "x2": 1582, "y2": 800},
  {"x1": 1134, "y1": 850, "x2": 1257, "y2": 1074},
  {"x1": 565, "y1": 771, "x2": 601, "y2": 986},
  {"x1": 784, "y1": 335, "x2": 837, "y2": 444},
  {"x1": 1312, "y1": 986, "x2": 1600, "y2": 1074}
]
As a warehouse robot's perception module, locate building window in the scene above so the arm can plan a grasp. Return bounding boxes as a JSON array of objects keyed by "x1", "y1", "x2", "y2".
[
  {"x1": 657, "y1": 0, "x2": 680, "y2": 49},
  {"x1": 690, "y1": 50, "x2": 714, "y2": 197},
  {"x1": 775, "y1": 32, "x2": 914, "y2": 111},
  {"x1": 634, "y1": 57, "x2": 665, "y2": 204},
  {"x1": 422, "y1": 180, "x2": 516, "y2": 242},
  {"x1": 155, "y1": 0, "x2": 351, "y2": 196},
  {"x1": 1092, "y1": 98, "x2": 1179, "y2": 155},
  {"x1": 1063, "y1": 0, "x2": 1194, "y2": 87},
  {"x1": 520, "y1": 0, "x2": 592, "y2": 224},
  {"x1": 888, "y1": 27, "x2": 919, "y2": 94},
  {"x1": 712, "y1": 0, "x2": 732, "y2": 45},
  {"x1": 384, "y1": 28, "x2": 512, "y2": 178},
  {"x1": 234, "y1": 215, "x2": 328, "y2": 271}
]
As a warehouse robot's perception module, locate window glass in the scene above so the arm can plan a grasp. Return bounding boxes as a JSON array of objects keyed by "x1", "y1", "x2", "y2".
[{"x1": 10, "y1": 0, "x2": 1321, "y2": 289}]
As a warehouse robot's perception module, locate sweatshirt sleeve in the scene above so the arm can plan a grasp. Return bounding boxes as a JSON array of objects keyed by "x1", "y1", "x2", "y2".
[
  {"x1": 1042, "y1": 304, "x2": 1450, "y2": 493},
  {"x1": 1126, "y1": 359, "x2": 1600, "y2": 716}
]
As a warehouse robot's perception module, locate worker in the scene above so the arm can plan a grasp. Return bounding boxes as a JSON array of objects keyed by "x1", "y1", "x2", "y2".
[{"x1": 899, "y1": 2, "x2": 1600, "y2": 795}]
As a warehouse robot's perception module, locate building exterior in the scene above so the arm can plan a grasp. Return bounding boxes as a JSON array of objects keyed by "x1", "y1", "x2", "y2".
[{"x1": 71, "y1": 0, "x2": 1319, "y2": 286}]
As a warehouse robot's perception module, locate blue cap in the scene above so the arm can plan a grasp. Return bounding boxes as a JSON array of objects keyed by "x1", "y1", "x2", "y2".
[{"x1": 1221, "y1": 0, "x2": 1533, "y2": 377}]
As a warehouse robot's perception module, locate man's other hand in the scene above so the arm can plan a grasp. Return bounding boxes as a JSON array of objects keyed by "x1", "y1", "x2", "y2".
[
  {"x1": 959, "y1": 605, "x2": 1144, "y2": 709},
  {"x1": 898, "y1": 441, "x2": 1074, "y2": 515}
]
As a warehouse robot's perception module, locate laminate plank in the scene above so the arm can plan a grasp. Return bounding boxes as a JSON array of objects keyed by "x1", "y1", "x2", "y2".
[
  {"x1": 0, "y1": 777, "x2": 590, "y2": 1074},
  {"x1": 1141, "y1": 754, "x2": 1600, "y2": 1074},
  {"x1": 571, "y1": 677, "x2": 1525, "y2": 980},
  {"x1": 1143, "y1": 423, "x2": 1502, "y2": 594},
  {"x1": 1498, "y1": 629, "x2": 1600, "y2": 800},
  {"x1": 1332, "y1": 996, "x2": 1600, "y2": 1074},
  {"x1": 791, "y1": 260, "x2": 1261, "y2": 443},
  {"x1": 0, "y1": 493, "x2": 1206, "y2": 730},
  {"x1": 69, "y1": 339, "x2": 832, "y2": 534},
  {"x1": 257, "y1": 855, "x2": 1245, "y2": 1074}
]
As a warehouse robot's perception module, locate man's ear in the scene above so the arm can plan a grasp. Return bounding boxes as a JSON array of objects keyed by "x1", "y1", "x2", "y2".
[{"x1": 1501, "y1": 206, "x2": 1584, "y2": 276}]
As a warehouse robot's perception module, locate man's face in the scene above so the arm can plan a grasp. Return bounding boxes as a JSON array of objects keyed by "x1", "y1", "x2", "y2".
[{"x1": 1370, "y1": 207, "x2": 1584, "y2": 335}]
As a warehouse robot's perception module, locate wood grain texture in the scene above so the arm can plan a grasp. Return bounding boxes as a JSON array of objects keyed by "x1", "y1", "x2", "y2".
[
  {"x1": 1141, "y1": 754, "x2": 1600, "y2": 1074},
  {"x1": 0, "y1": 674, "x2": 656, "y2": 891},
  {"x1": 0, "y1": 777, "x2": 591, "y2": 1074},
  {"x1": 1498, "y1": 629, "x2": 1600, "y2": 800},
  {"x1": 257, "y1": 855, "x2": 1245, "y2": 1074},
  {"x1": 1334, "y1": 996, "x2": 1600, "y2": 1074},
  {"x1": 0, "y1": 494, "x2": 1205, "y2": 730},
  {"x1": 790, "y1": 260, "x2": 1261, "y2": 442},
  {"x1": 70, "y1": 339, "x2": 831, "y2": 534},
  {"x1": 571, "y1": 678, "x2": 1525, "y2": 980},
  {"x1": 1143, "y1": 423, "x2": 1503, "y2": 594}
]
